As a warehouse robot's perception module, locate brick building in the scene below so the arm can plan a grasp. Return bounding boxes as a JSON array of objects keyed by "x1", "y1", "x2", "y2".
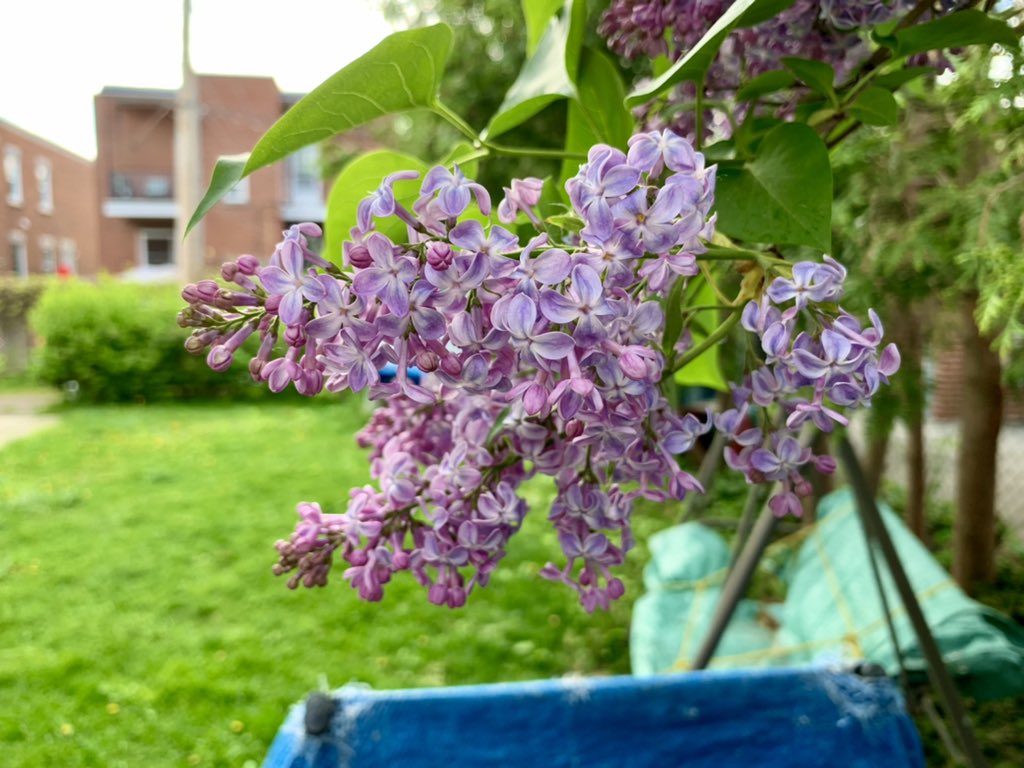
[
  {"x1": 1, "y1": 119, "x2": 99, "y2": 277},
  {"x1": 94, "y1": 75, "x2": 334, "y2": 280}
]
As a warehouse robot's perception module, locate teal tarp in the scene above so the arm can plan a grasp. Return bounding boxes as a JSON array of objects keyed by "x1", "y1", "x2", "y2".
[{"x1": 631, "y1": 489, "x2": 1024, "y2": 701}]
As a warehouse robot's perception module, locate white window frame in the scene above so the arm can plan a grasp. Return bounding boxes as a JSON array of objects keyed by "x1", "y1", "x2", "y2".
[
  {"x1": 223, "y1": 177, "x2": 250, "y2": 205},
  {"x1": 4, "y1": 145, "x2": 23, "y2": 207},
  {"x1": 38, "y1": 235, "x2": 57, "y2": 274},
  {"x1": 8, "y1": 231, "x2": 27, "y2": 277},
  {"x1": 137, "y1": 227, "x2": 176, "y2": 272},
  {"x1": 35, "y1": 157, "x2": 53, "y2": 214}
]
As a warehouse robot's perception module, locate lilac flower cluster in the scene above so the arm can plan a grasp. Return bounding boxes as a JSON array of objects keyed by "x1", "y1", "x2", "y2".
[
  {"x1": 720, "y1": 257, "x2": 900, "y2": 516},
  {"x1": 598, "y1": 0, "x2": 934, "y2": 137},
  {"x1": 181, "y1": 129, "x2": 898, "y2": 610}
]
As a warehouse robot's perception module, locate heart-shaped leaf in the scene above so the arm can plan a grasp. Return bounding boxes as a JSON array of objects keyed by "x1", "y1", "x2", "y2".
[
  {"x1": 715, "y1": 123, "x2": 832, "y2": 251},
  {"x1": 323, "y1": 151, "x2": 429, "y2": 264},
  {"x1": 848, "y1": 87, "x2": 899, "y2": 127}
]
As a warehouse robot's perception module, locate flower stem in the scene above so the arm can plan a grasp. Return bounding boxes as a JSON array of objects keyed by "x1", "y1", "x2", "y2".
[{"x1": 672, "y1": 308, "x2": 741, "y2": 374}]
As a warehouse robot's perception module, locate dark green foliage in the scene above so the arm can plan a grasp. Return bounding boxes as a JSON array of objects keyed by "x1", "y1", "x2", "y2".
[{"x1": 28, "y1": 280, "x2": 269, "y2": 403}]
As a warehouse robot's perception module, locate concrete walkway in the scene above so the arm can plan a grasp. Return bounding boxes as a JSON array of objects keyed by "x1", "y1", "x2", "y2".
[{"x1": 0, "y1": 390, "x2": 61, "y2": 450}]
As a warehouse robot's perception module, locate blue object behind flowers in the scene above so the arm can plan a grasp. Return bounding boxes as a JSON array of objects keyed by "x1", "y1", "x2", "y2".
[{"x1": 263, "y1": 666, "x2": 923, "y2": 768}]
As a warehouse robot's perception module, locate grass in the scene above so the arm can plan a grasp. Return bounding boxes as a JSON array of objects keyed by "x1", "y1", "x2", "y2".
[
  {"x1": 1, "y1": 400, "x2": 1021, "y2": 766},
  {"x1": 0, "y1": 400, "x2": 670, "y2": 767}
]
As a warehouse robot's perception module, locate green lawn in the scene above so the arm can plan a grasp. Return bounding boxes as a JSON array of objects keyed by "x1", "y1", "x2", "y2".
[
  {"x1": 0, "y1": 401, "x2": 666, "y2": 767},
  {"x1": 2, "y1": 399, "x2": 1021, "y2": 766}
]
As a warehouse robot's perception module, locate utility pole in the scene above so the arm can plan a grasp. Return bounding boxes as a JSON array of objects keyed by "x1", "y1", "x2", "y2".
[{"x1": 175, "y1": 0, "x2": 205, "y2": 282}]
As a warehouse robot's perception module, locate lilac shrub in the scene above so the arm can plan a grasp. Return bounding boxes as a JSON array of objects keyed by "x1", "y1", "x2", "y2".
[{"x1": 180, "y1": 129, "x2": 898, "y2": 611}]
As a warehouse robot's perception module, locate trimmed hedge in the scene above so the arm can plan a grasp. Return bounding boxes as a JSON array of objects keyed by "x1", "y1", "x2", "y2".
[{"x1": 29, "y1": 279, "x2": 270, "y2": 403}]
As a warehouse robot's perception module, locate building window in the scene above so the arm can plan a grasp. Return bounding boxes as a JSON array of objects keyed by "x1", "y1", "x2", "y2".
[
  {"x1": 39, "y1": 236, "x2": 57, "y2": 274},
  {"x1": 36, "y1": 157, "x2": 53, "y2": 213},
  {"x1": 8, "y1": 232, "x2": 27, "y2": 277},
  {"x1": 4, "y1": 145, "x2": 23, "y2": 206},
  {"x1": 287, "y1": 145, "x2": 322, "y2": 205},
  {"x1": 139, "y1": 228, "x2": 174, "y2": 269},
  {"x1": 223, "y1": 177, "x2": 250, "y2": 205},
  {"x1": 59, "y1": 238, "x2": 77, "y2": 275}
]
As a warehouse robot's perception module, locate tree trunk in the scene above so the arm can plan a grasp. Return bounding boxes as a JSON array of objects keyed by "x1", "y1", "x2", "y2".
[
  {"x1": 898, "y1": 303, "x2": 927, "y2": 542},
  {"x1": 953, "y1": 296, "x2": 1002, "y2": 593}
]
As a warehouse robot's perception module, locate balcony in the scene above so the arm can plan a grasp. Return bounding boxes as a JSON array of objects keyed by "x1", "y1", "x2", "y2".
[{"x1": 102, "y1": 172, "x2": 178, "y2": 219}]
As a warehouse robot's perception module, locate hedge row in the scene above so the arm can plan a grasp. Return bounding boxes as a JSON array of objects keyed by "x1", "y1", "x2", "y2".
[{"x1": 28, "y1": 279, "x2": 276, "y2": 403}]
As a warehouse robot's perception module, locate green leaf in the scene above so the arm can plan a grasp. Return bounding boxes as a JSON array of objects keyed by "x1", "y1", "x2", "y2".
[
  {"x1": 625, "y1": 0, "x2": 797, "y2": 106},
  {"x1": 882, "y1": 10, "x2": 1018, "y2": 57},
  {"x1": 323, "y1": 151, "x2": 429, "y2": 265},
  {"x1": 780, "y1": 57, "x2": 837, "y2": 104},
  {"x1": 564, "y1": 0, "x2": 587, "y2": 84},
  {"x1": 188, "y1": 24, "x2": 453, "y2": 233},
  {"x1": 736, "y1": 70, "x2": 796, "y2": 101},
  {"x1": 715, "y1": 123, "x2": 832, "y2": 251},
  {"x1": 187, "y1": 155, "x2": 247, "y2": 234},
  {"x1": 522, "y1": 0, "x2": 565, "y2": 57},
  {"x1": 484, "y1": 12, "x2": 577, "y2": 140},
  {"x1": 560, "y1": 47, "x2": 633, "y2": 184},
  {"x1": 847, "y1": 86, "x2": 899, "y2": 126},
  {"x1": 674, "y1": 279, "x2": 727, "y2": 391},
  {"x1": 872, "y1": 65, "x2": 936, "y2": 90}
]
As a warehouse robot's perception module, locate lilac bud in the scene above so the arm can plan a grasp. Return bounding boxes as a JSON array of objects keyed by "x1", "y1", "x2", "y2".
[
  {"x1": 196, "y1": 280, "x2": 220, "y2": 303},
  {"x1": 345, "y1": 241, "x2": 373, "y2": 269},
  {"x1": 447, "y1": 586, "x2": 467, "y2": 608},
  {"x1": 181, "y1": 284, "x2": 201, "y2": 304},
  {"x1": 441, "y1": 355, "x2": 463, "y2": 376},
  {"x1": 284, "y1": 323, "x2": 306, "y2": 347},
  {"x1": 565, "y1": 419, "x2": 584, "y2": 439},
  {"x1": 236, "y1": 254, "x2": 260, "y2": 275},
  {"x1": 348, "y1": 549, "x2": 368, "y2": 567},
  {"x1": 221, "y1": 261, "x2": 239, "y2": 282},
  {"x1": 426, "y1": 241, "x2": 454, "y2": 270},
  {"x1": 428, "y1": 583, "x2": 448, "y2": 606},
  {"x1": 392, "y1": 551, "x2": 410, "y2": 570},
  {"x1": 206, "y1": 345, "x2": 234, "y2": 373},
  {"x1": 415, "y1": 351, "x2": 440, "y2": 372},
  {"x1": 265, "y1": 294, "x2": 282, "y2": 315}
]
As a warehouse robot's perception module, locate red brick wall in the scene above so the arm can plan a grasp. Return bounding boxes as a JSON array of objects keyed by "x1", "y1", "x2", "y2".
[{"x1": 0, "y1": 120, "x2": 98, "y2": 276}]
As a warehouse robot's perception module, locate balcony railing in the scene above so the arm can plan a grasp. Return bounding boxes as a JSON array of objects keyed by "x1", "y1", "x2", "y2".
[{"x1": 109, "y1": 172, "x2": 173, "y2": 200}]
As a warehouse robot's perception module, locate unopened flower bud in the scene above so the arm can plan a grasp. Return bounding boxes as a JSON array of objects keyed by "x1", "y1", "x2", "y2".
[
  {"x1": 348, "y1": 549, "x2": 369, "y2": 567},
  {"x1": 565, "y1": 419, "x2": 584, "y2": 439},
  {"x1": 447, "y1": 586, "x2": 467, "y2": 608},
  {"x1": 196, "y1": 280, "x2": 220, "y2": 303},
  {"x1": 265, "y1": 294, "x2": 282, "y2": 315},
  {"x1": 391, "y1": 551, "x2": 410, "y2": 570},
  {"x1": 184, "y1": 333, "x2": 208, "y2": 354},
  {"x1": 181, "y1": 284, "x2": 201, "y2": 304},
  {"x1": 206, "y1": 345, "x2": 234, "y2": 373},
  {"x1": 221, "y1": 261, "x2": 239, "y2": 282},
  {"x1": 344, "y1": 241, "x2": 373, "y2": 269},
  {"x1": 236, "y1": 254, "x2": 260, "y2": 276},
  {"x1": 425, "y1": 241, "x2": 454, "y2": 270},
  {"x1": 441, "y1": 355, "x2": 463, "y2": 376},
  {"x1": 415, "y1": 351, "x2": 440, "y2": 372}
]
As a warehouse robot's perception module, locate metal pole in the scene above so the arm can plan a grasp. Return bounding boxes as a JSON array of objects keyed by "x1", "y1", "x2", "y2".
[
  {"x1": 691, "y1": 503, "x2": 777, "y2": 671},
  {"x1": 837, "y1": 436, "x2": 987, "y2": 768}
]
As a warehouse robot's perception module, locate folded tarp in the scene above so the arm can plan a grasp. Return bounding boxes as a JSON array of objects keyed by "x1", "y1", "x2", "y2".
[
  {"x1": 263, "y1": 666, "x2": 924, "y2": 768},
  {"x1": 631, "y1": 488, "x2": 1024, "y2": 702}
]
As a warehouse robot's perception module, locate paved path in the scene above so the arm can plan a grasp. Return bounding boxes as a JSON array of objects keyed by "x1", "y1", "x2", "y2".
[{"x1": 0, "y1": 390, "x2": 61, "y2": 450}]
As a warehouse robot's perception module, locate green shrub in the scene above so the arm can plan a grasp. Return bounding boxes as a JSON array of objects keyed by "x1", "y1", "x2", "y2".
[{"x1": 28, "y1": 278, "x2": 269, "y2": 403}]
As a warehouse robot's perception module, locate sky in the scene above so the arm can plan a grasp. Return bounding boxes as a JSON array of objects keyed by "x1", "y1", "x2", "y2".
[{"x1": 0, "y1": 0, "x2": 393, "y2": 159}]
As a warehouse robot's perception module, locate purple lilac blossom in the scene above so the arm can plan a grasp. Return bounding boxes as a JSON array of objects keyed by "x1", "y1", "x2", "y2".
[{"x1": 179, "y1": 129, "x2": 899, "y2": 611}]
